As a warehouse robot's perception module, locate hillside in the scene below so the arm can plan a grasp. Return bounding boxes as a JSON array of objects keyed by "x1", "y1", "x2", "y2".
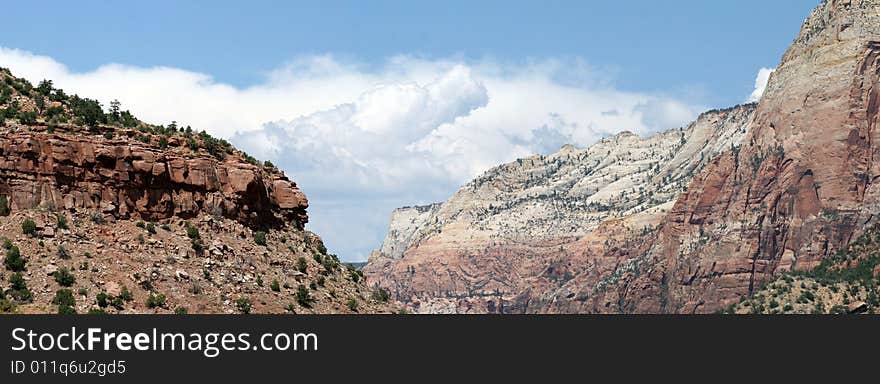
[{"x1": 0, "y1": 68, "x2": 399, "y2": 314}]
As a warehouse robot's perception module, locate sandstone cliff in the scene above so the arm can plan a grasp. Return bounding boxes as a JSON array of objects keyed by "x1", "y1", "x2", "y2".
[
  {"x1": 365, "y1": 104, "x2": 755, "y2": 313},
  {"x1": 0, "y1": 68, "x2": 398, "y2": 314},
  {"x1": 571, "y1": 0, "x2": 880, "y2": 313},
  {"x1": 367, "y1": 0, "x2": 880, "y2": 314},
  {"x1": 542, "y1": 0, "x2": 880, "y2": 314}
]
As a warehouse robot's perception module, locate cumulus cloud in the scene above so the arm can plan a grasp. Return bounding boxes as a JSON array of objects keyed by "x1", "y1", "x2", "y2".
[
  {"x1": 0, "y1": 47, "x2": 705, "y2": 261},
  {"x1": 747, "y1": 67, "x2": 775, "y2": 102}
]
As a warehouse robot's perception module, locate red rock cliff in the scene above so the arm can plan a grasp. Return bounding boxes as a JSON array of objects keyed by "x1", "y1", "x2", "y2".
[
  {"x1": 567, "y1": 0, "x2": 880, "y2": 313},
  {"x1": 0, "y1": 129, "x2": 308, "y2": 229}
]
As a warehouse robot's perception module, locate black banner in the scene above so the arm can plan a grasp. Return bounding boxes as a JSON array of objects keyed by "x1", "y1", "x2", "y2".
[{"x1": 0, "y1": 315, "x2": 876, "y2": 382}]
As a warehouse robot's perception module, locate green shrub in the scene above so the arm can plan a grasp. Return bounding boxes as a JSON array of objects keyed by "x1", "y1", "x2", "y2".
[
  {"x1": 185, "y1": 222, "x2": 200, "y2": 240},
  {"x1": 254, "y1": 231, "x2": 267, "y2": 246},
  {"x1": 87, "y1": 309, "x2": 107, "y2": 314},
  {"x1": 18, "y1": 111, "x2": 37, "y2": 125},
  {"x1": 21, "y1": 218, "x2": 36, "y2": 236},
  {"x1": 96, "y1": 292, "x2": 109, "y2": 308},
  {"x1": 146, "y1": 293, "x2": 167, "y2": 309},
  {"x1": 297, "y1": 257, "x2": 308, "y2": 274},
  {"x1": 316, "y1": 241, "x2": 328, "y2": 255},
  {"x1": 346, "y1": 298, "x2": 358, "y2": 312},
  {"x1": 119, "y1": 286, "x2": 133, "y2": 302},
  {"x1": 135, "y1": 221, "x2": 145, "y2": 229},
  {"x1": 53, "y1": 267, "x2": 76, "y2": 287},
  {"x1": 52, "y1": 288, "x2": 76, "y2": 312},
  {"x1": 0, "y1": 296, "x2": 16, "y2": 313},
  {"x1": 174, "y1": 306, "x2": 188, "y2": 314},
  {"x1": 4, "y1": 245, "x2": 25, "y2": 272},
  {"x1": 56, "y1": 214, "x2": 68, "y2": 230},
  {"x1": 0, "y1": 195, "x2": 9, "y2": 216},
  {"x1": 270, "y1": 279, "x2": 281, "y2": 292},
  {"x1": 57, "y1": 305, "x2": 77, "y2": 314},
  {"x1": 296, "y1": 285, "x2": 313, "y2": 308},
  {"x1": 236, "y1": 297, "x2": 252, "y2": 314},
  {"x1": 372, "y1": 287, "x2": 390, "y2": 303},
  {"x1": 145, "y1": 222, "x2": 156, "y2": 234},
  {"x1": 8, "y1": 272, "x2": 31, "y2": 303}
]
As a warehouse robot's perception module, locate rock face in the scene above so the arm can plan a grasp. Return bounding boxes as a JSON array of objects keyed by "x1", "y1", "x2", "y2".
[
  {"x1": 579, "y1": 0, "x2": 880, "y2": 314},
  {"x1": 367, "y1": 0, "x2": 880, "y2": 313},
  {"x1": 364, "y1": 104, "x2": 755, "y2": 313},
  {"x1": 373, "y1": 203, "x2": 443, "y2": 260},
  {"x1": 0, "y1": 131, "x2": 308, "y2": 230}
]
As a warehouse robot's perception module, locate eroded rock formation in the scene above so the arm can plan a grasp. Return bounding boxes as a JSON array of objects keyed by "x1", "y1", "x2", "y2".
[
  {"x1": 0, "y1": 130, "x2": 308, "y2": 230},
  {"x1": 365, "y1": 104, "x2": 755, "y2": 313}
]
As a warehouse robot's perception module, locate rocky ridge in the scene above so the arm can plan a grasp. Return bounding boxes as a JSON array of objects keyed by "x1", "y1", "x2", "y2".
[
  {"x1": 0, "y1": 68, "x2": 398, "y2": 314},
  {"x1": 365, "y1": 104, "x2": 755, "y2": 313}
]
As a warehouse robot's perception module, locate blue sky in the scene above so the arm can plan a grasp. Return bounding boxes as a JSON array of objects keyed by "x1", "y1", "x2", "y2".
[
  {"x1": 0, "y1": 1, "x2": 819, "y2": 261},
  {"x1": 4, "y1": 0, "x2": 815, "y2": 106}
]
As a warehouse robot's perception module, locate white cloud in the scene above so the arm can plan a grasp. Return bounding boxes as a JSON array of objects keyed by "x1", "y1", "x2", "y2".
[
  {"x1": 0, "y1": 47, "x2": 705, "y2": 261},
  {"x1": 747, "y1": 67, "x2": 775, "y2": 102}
]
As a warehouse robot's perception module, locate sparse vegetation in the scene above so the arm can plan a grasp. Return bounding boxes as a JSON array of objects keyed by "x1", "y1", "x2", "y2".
[
  {"x1": 7, "y1": 272, "x2": 32, "y2": 303},
  {"x1": 254, "y1": 231, "x2": 267, "y2": 246},
  {"x1": 346, "y1": 298, "x2": 358, "y2": 312},
  {"x1": 56, "y1": 213, "x2": 68, "y2": 230},
  {"x1": 4, "y1": 245, "x2": 25, "y2": 272},
  {"x1": 52, "y1": 289, "x2": 76, "y2": 314},
  {"x1": 53, "y1": 267, "x2": 76, "y2": 287},
  {"x1": 236, "y1": 297, "x2": 252, "y2": 314},
  {"x1": 146, "y1": 293, "x2": 167, "y2": 309},
  {"x1": 372, "y1": 287, "x2": 390, "y2": 303},
  {"x1": 296, "y1": 285, "x2": 313, "y2": 308},
  {"x1": 21, "y1": 218, "x2": 36, "y2": 236}
]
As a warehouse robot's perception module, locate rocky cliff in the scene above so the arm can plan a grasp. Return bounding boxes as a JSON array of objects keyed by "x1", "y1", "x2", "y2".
[
  {"x1": 0, "y1": 68, "x2": 398, "y2": 314},
  {"x1": 0, "y1": 129, "x2": 308, "y2": 230},
  {"x1": 364, "y1": 104, "x2": 755, "y2": 313},
  {"x1": 367, "y1": 0, "x2": 880, "y2": 314},
  {"x1": 578, "y1": 0, "x2": 880, "y2": 314}
]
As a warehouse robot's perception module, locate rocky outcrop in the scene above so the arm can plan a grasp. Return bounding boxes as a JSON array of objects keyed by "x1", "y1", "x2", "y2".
[
  {"x1": 373, "y1": 203, "x2": 442, "y2": 260},
  {"x1": 0, "y1": 129, "x2": 308, "y2": 229},
  {"x1": 364, "y1": 104, "x2": 755, "y2": 313}
]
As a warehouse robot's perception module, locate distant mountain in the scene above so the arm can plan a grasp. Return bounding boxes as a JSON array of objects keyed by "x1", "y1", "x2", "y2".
[
  {"x1": 366, "y1": 0, "x2": 880, "y2": 314},
  {"x1": 365, "y1": 103, "x2": 754, "y2": 313}
]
